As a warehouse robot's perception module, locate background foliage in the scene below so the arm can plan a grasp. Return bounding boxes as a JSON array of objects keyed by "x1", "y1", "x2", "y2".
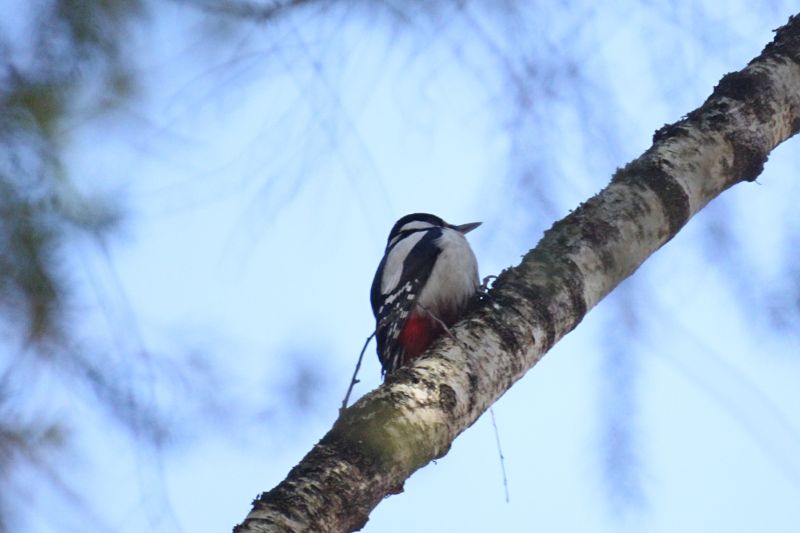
[{"x1": 1, "y1": 1, "x2": 799, "y2": 531}]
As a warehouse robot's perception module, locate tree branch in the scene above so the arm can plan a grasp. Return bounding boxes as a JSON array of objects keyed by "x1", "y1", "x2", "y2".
[{"x1": 235, "y1": 14, "x2": 800, "y2": 533}]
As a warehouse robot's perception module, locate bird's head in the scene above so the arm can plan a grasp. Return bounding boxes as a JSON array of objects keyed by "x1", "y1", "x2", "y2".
[{"x1": 386, "y1": 213, "x2": 481, "y2": 248}]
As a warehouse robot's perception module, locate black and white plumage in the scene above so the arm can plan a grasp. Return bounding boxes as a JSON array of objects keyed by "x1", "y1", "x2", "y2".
[{"x1": 370, "y1": 213, "x2": 481, "y2": 377}]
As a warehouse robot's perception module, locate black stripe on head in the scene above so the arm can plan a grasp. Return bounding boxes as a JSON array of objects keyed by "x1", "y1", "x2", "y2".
[{"x1": 385, "y1": 213, "x2": 446, "y2": 249}]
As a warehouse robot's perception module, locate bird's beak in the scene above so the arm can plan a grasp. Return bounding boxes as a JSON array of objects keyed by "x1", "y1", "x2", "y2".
[{"x1": 452, "y1": 221, "x2": 482, "y2": 234}]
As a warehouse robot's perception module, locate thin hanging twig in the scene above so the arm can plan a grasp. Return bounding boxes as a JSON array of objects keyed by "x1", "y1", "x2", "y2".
[
  {"x1": 490, "y1": 407, "x2": 510, "y2": 503},
  {"x1": 340, "y1": 332, "x2": 375, "y2": 415},
  {"x1": 417, "y1": 303, "x2": 459, "y2": 341}
]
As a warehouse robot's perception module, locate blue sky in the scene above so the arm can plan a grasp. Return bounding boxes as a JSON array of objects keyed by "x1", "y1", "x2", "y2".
[{"x1": 11, "y1": 1, "x2": 800, "y2": 532}]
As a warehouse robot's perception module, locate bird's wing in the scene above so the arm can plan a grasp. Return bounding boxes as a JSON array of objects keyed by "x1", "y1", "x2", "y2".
[{"x1": 371, "y1": 228, "x2": 442, "y2": 376}]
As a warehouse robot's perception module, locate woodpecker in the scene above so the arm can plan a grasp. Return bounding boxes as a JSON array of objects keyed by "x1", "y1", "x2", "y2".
[{"x1": 371, "y1": 213, "x2": 481, "y2": 377}]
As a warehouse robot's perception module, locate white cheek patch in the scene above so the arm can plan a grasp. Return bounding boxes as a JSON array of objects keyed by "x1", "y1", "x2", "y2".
[
  {"x1": 388, "y1": 221, "x2": 436, "y2": 248},
  {"x1": 399, "y1": 220, "x2": 436, "y2": 232},
  {"x1": 381, "y1": 232, "x2": 424, "y2": 294}
]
